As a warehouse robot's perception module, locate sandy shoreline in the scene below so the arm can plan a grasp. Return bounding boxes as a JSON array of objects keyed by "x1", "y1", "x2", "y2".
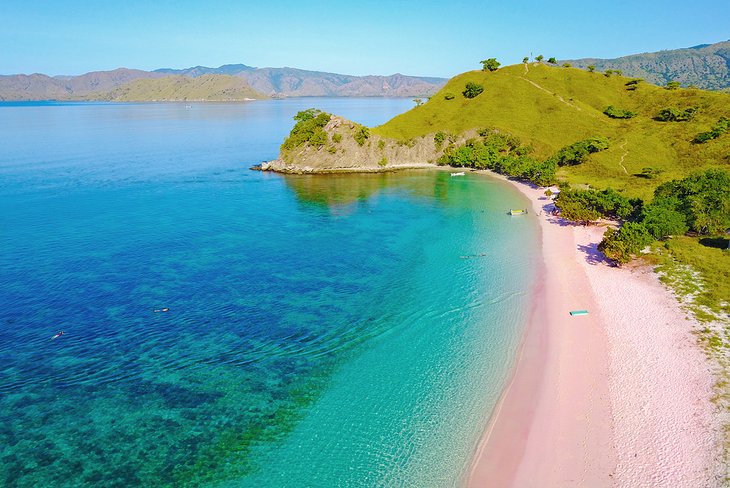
[{"x1": 468, "y1": 172, "x2": 721, "y2": 487}]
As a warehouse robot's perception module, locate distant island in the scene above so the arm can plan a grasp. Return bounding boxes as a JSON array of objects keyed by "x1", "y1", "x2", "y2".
[
  {"x1": 0, "y1": 64, "x2": 447, "y2": 101},
  {"x1": 564, "y1": 39, "x2": 730, "y2": 91}
]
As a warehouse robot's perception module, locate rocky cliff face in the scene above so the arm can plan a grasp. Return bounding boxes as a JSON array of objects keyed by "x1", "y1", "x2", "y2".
[{"x1": 261, "y1": 115, "x2": 451, "y2": 174}]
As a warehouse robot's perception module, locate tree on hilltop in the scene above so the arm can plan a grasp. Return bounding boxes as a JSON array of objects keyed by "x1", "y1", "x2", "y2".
[
  {"x1": 547, "y1": 57, "x2": 557, "y2": 64},
  {"x1": 522, "y1": 56, "x2": 529, "y2": 64},
  {"x1": 587, "y1": 65, "x2": 596, "y2": 73},
  {"x1": 480, "y1": 58, "x2": 501, "y2": 72},
  {"x1": 535, "y1": 54, "x2": 544, "y2": 62}
]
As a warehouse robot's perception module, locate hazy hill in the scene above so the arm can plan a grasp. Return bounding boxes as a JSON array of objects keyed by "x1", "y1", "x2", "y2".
[
  {"x1": 153, "y1": 64, "x2": 256, "y2": 77},
  {"x1": 88, "y1": 74, "x2": 266, "y2": 101},
  {"x1": 565, "y1": 40, "x2": 730, "y2": 91},
  {"x1": 0, "y1": 64, "x2": 447, "y2": 100},
  {"x1": 0, "y1": 68, "x2": 165, "y2": 101}
]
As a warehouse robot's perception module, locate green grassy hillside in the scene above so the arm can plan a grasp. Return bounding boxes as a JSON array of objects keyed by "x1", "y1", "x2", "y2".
[
  {"x1": 374, "y1": 63, "x2": 730, "y2": 199},
  {"x1": 90, "y1": 74, "x2": 267, "y2": 101}
]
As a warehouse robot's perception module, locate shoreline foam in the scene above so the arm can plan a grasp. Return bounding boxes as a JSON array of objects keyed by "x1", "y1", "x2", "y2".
[{"x1": 468, "y1": 172, "x2": 721, "y2": 487}]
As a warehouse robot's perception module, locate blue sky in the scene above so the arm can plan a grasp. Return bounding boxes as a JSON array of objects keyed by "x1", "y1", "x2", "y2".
[{"x1": 1, "y1": 0, "x2": 728, "y2": 77}]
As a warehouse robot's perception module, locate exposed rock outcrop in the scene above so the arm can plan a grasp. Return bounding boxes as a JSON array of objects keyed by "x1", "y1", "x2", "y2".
[{"x1": 262, "y1": 115, "x2": 461, "y2": 174}]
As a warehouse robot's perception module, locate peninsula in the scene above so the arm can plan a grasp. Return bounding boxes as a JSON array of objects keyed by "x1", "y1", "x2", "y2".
[{"x1": 265, "y1": 59, "x2": 730, "y2": 486}]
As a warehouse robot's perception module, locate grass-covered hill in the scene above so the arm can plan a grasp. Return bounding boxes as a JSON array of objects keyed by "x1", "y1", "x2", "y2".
[
  {"x1": 373, "y1": 63, "x2": 730, "y2": 200},
  {"x1": 81, "y1": 74, "x2": 267, "y2": 102}
]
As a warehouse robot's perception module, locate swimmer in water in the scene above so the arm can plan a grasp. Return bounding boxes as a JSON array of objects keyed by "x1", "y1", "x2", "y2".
[
  {"x1": 51, "y1": 331, "x2": 65, "y2": 340},
  {"x1": 153, "y1": 308, "x2": 170, "y2": 313}
]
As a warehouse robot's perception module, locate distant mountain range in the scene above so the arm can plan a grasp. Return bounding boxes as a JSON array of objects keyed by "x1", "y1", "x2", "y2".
[
  {"x1": 565, "y1": 40, "x2": 730, "y2": 91},
  {"x1": 0, "y1": 64, "x2": 447, "y2": 101}
]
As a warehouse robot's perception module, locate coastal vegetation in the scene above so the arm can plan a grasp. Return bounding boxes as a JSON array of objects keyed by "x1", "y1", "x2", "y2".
[{"x1": 281, "y1": 109, "x2": 331, "y2": 150}]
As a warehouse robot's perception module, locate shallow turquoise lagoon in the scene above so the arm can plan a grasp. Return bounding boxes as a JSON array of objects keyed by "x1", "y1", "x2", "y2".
[{"x1": 0, "y1": 99, "x2": 539, "y2": 487}]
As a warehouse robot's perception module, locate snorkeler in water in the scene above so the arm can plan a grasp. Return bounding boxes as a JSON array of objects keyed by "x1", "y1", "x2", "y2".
[{"x1": 51, "y1": 331, "x2": 65, "y2": 340}]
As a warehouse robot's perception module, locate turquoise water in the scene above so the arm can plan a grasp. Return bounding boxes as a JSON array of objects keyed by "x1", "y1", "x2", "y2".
[{"x1": 0, "y1": 100, "x2": 539, "y2": 487}]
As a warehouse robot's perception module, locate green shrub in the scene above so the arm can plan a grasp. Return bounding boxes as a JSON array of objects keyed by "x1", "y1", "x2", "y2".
[
  {"x1": 603, "y1": 105, "x2": 637, "y2": 119},
  {"x1": 693, "y1": 117, "x2": 730, "y2": 143},
  {"x1": 332, "y1": 133, "x2": 342, "y2": 143},
  {"x1": 353, "y1": 126, "x2": 370, "y2": 146},
  {"x1": 378, "y1": 157, "x2": 388, "y2": 167},
  {"x1": 665, "y1": 81, "x2": 681, "y2": 90},
  {"x1": 549, "y1": 137, "x2": 610, "y2": 166},
  {"x1": 444, "y1": 92, "x2": 455, "y2": 100},
  {"x1": 562, "y1": 63, "x2": 572, "y2": 68},
  {"x1": 587, "y1": 65, "x2": 596, "y2": 73},
  {"x1": 327, "y1": 145, "x2": 337, "y2": 154},
  {"x1": 547, "y1": 57, "x2": 557, "y2": 64},
  {"x1": 656, "y1": 107, "x2": 698, "y2": 122},
  {"x1": 281, "y1": 109, "x2": 331, "y2": 150},
  {"x1": 462, "y1": 82, "x2": 484, "y2": 99},
  {"x1": 598, "y1": 222, "x2": 654, "y2": 264},
  {"x1": 378, "y1": 139, "x2": 386, "y2": 150},
  {"x1": 434, "y1": 131, "x2": 446, "y2": 149}
]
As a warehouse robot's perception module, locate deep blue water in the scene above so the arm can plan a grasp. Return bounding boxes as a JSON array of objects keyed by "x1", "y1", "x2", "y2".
[{"x1": 0, "y1": 99, "x2": 539, "y2": 487}]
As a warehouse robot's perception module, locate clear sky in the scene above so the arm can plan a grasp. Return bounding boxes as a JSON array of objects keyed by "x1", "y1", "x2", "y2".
[{"x1": 1, "y1": 0, "x2": 728, "y2": 77}]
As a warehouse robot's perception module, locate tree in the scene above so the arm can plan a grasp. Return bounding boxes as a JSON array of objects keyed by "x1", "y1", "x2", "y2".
[
  {"x1": 665, "y1": 81, "x2": 681, "y2": 90},
  {"x1": 547, "y1": 57, "x2": 557, "y2": 64},
  {"x1": 535, "y1": 54, "x2": 544, "y2": 62},
  {"x1": 587, "y1": 65, "x2": 596, "y2": 73},
  {"x1": 598, "y1": 223, "x2": 653, "y2": 264},
  {"x1": 654, "y1": 169, "x2": 730, "y2": 234},
  {"x1": 480, "y1": 58, "x2": 501, "y2": 72},
  {"x1": 640, "y1": 204, "x2": 688, "y2": 239},
  {"x1": 462, "y1": 82, "x2": 484, "y2": 99},
  {"x1": 562, "y1": 63, "x2": 572, "y2": 68},
  {"x1": 522, "y1": 56, "x2": 529, "y2": 64}
]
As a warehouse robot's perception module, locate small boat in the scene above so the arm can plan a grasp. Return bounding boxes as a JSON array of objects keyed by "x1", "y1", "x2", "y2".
[
  {"x1": 509, "y1": 209, "x2": 528, "y2": 216},
  {"x1": 450, "y1": 172, "x2": 465, "y2": 176},
  {"x1": 569, "y1": 310, "x2": 589, "y2": 316}
]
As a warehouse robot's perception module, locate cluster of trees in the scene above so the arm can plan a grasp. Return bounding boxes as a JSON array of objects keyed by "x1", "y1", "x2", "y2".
[
  {"x1": 603, "y1": 105, "x2": 637, "y2": 119},
  {"x1": 556, "y1": 188, "x2": 639, "y2": 222},
  {"x1": 437, "y1": 130, "x2": 565, "y2": 186},
  {"x1": 557, "y1": 169, "x2": 730, "y2": 263},
  {"x1": 281, "y1": 109, "x2": 331, "y2": 150},
  {"x1": 604, "y1": 69, "x2": 623, "y2": 77},
  {"x1": 694, "y1": 117, "x2": 730, "y2": 143},
  {"x1": 548, "y1": 137, "x2": 610, "y2": 166},
  {"x1": 656, "y1": 107, "x2": 698, "y2": 122},
  {"x1": 463, "y1": 82, "x2": 484, "y2": 99},
  {"x1": 665, "y1": 81, "x2": 682, "y2": 90}
]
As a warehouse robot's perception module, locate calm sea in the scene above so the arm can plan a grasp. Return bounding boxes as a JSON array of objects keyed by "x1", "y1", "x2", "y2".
[{"x1": 0, "y1": 99, "x2": 539, "y2": 487}]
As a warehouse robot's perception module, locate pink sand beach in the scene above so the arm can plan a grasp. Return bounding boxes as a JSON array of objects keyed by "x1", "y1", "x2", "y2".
[{"x1": 468, "y1": 173, "x2": 721, "y2": 487}]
